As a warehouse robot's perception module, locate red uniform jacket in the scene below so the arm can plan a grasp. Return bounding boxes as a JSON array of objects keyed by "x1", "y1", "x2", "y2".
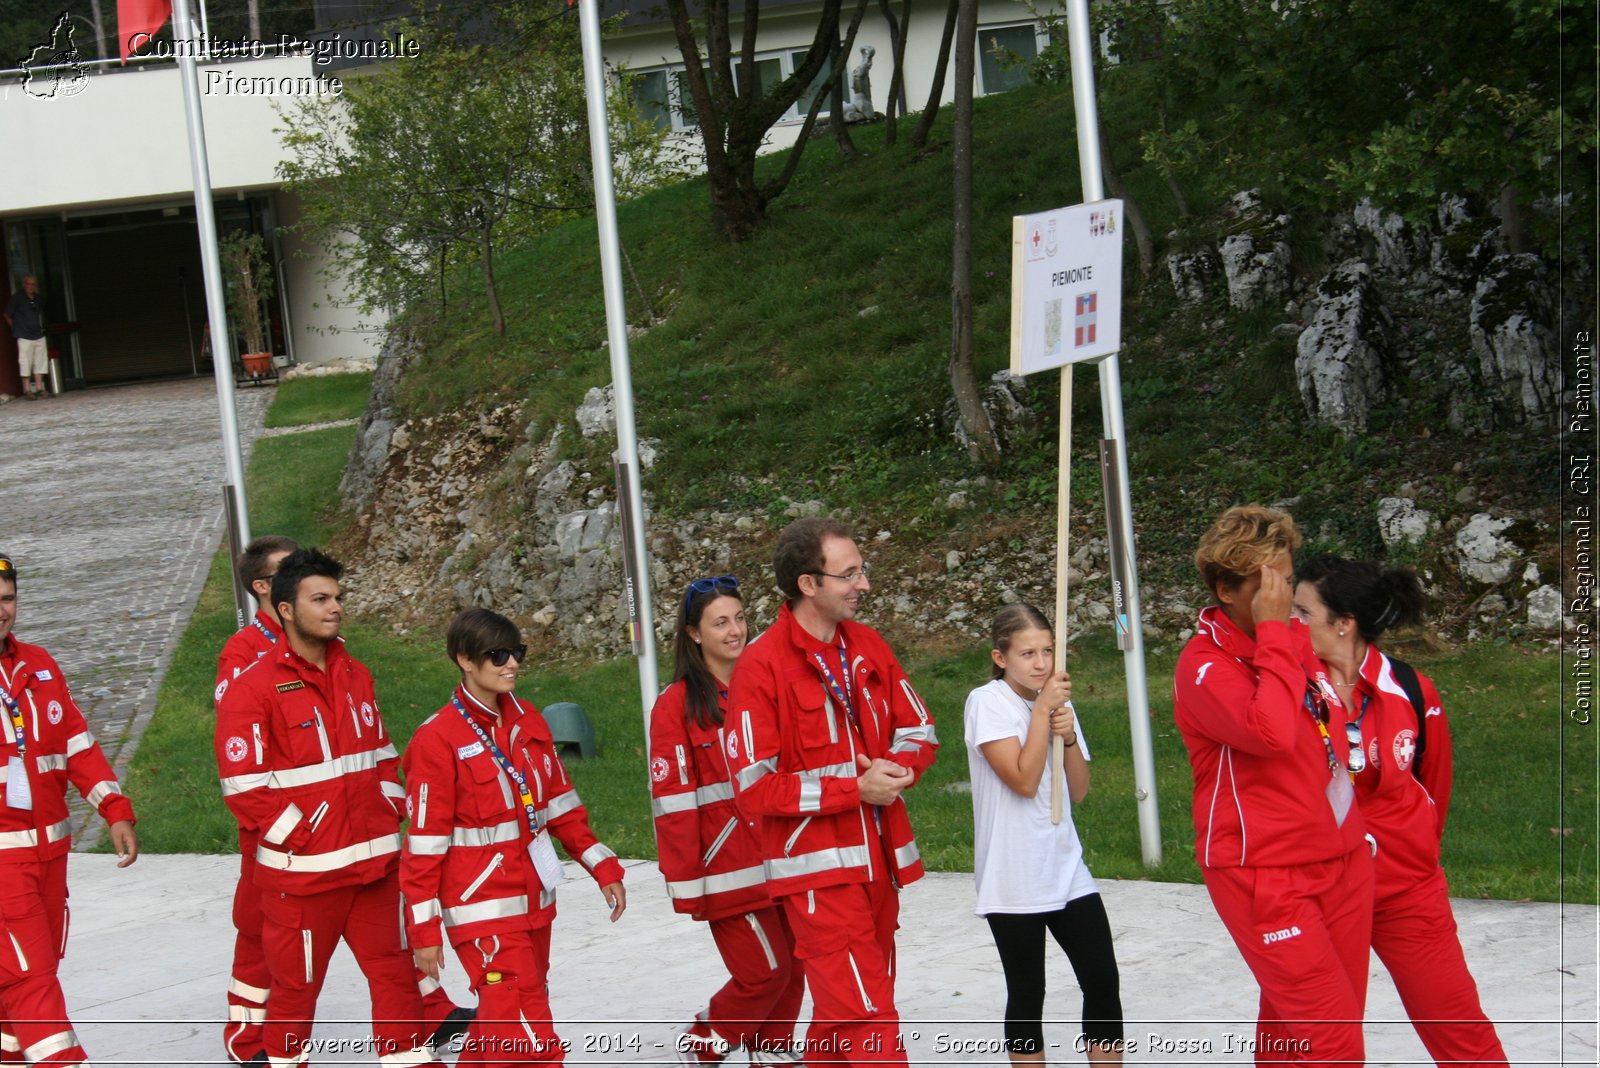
[
  {"x1": 726, "y1": 604, "x2": 938, "y2": 898},
  {"x1": 1173, "y1": 609, "x2": 1369, "y2": 869},
  {"x1": 217, "y1": 610, "x2": 284, "y2": 684},
  {"x1": 0, "y1": 635, "x2": 136, "y2": 863},
  {"x1": 214, "y1": 638, "x2": 405, "y2": 893},
  {"x1": 400, "y1": 686, "x2": 623, "y2": 950},
  {"x1": 649, "y1": 679, "x2": 772, "y2": 920},
  {"x1": 1345, "y1": 645, "x2": 1453, "y2": 892}
]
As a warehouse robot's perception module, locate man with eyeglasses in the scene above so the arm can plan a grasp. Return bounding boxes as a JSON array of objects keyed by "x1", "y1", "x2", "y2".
[
  {"x1": 0, "y1": 553, "x2": 139, "y2": 1067},
  {"x1": 727, "y1": 518, "x2": 939, "y2": 1066},
  {"x1": 214, "y1": 548, "x2": 447, "y2": 1068}
]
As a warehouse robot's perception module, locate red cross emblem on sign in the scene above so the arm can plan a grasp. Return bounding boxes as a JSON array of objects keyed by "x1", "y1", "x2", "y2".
[{"x1": 1075, "y1": 292, "x2": 1098, "y2": 347}]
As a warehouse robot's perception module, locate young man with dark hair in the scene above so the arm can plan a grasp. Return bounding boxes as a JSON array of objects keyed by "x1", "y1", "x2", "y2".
[
  {"x1": 215, "y1": 548, "x2": 448, "y2": 1068},
  {"x1": 726, "y1": 518, "x2": 939, "y2": 1066},
  {"x1": 219, "y1": 536, "x2": 300, "y2": 685},
  {"x1": 0, "y1": 553, "x2": 138, "y2": 1066}
]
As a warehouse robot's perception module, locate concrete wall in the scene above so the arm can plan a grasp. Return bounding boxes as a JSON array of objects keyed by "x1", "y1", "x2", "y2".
[{"x1": 273, "y1": 191, "x2": 384, "y2": 363}]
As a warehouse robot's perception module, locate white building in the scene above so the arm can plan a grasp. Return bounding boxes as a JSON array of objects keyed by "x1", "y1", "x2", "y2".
[{"x1": 0, "y1": 1, "x2": 1055, "y2": 395}]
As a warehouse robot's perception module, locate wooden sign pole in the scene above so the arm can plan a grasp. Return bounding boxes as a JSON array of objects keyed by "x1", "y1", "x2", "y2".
[{"x1": 1051, "y1": 365, "x2": 1072, "y2": 824}]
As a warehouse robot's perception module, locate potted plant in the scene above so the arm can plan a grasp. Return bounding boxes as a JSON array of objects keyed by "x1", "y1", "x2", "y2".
[{"x1": 221, "y1": 230, "x2": 275, "y2": 376}]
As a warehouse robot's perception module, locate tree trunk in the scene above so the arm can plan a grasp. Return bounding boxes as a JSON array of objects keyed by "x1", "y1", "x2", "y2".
[
  {"x1": 949, "y1": 0, "x2": 1001, "y2": 466},
  {"x1": 479, "y1": 224, "x2": 505, "y2": 337},
  {"x1": 1096, "y1": 123, "x2": 1155, "y2": 279},
  {"x1": 248, "y1": 0, "x2": 261, "y2": 41},
  {"x1": 911, "y1": 0, "x2": 961, "y2": 149},
  {"x1": 1156, "y1": 101, "x2": 1191, "y2": 217},
  {"x1": 828, "y1": 29, "x2": 857, "y2": 158},
  {"x1": 882, "y1": 0, "x2": 911, "y2": 145}
]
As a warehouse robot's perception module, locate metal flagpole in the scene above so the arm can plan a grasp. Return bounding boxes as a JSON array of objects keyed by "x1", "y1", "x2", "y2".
[
  {"x1": 576, "y1": 0, "x2": 660, "y2": 733},
  {"x1": 171, "y1": 0, "x2": 253, "y2": 628},
  {"x1": 1064, "y1": 0, "x2": 1160, "y2": 865}
]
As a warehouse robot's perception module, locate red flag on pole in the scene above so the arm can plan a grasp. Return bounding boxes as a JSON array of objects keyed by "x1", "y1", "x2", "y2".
[{"x1": 116, "y1": 0, "x2": 172, "y2": 61}]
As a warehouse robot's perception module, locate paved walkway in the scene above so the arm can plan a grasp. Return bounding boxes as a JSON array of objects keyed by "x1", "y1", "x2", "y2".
[
  {"x1": 1, "y1": 379, "x2": 1595, "y2": 1066},
  {"x1": 0, "y1": 378, "x2": 274, "y2": 842}
]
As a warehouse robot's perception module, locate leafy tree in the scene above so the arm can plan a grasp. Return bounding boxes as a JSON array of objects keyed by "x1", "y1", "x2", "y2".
[
  {"x1": 277, "y1": 6, "x2": 664, "y2": 335},
  {"x1": 665, "y1": 0, "x2": 846, "y2": 240}
]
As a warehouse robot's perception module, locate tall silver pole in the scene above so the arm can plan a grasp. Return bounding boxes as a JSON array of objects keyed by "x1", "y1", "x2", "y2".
[
  {"x1": 172, "y1": 0, "x2": 252, "y2": 624},
  {"x1": 577, "y1": 0, "x2": 660, "y2": 730},
  {"x1": 1065, "y1": 0, "x2": 1160, "y2": 866}
]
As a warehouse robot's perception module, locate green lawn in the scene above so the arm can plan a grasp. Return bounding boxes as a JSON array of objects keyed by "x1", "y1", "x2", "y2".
[{"x1": 262, "y1": 372, "x2": 373, "y2": 428}]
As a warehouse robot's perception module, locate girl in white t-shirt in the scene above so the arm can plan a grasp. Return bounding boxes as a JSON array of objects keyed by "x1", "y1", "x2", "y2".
[{"x1": 965, "y1": 603, "x2": 1124, "y2": 1065}]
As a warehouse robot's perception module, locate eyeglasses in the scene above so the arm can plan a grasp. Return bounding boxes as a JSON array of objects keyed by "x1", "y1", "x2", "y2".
[
  {"x1": 685, "y1": 575, "x2": 740, "y2": 609},
  {"x1": 813, "y1": 564, "x2": 869, "y2": 585},
  {"x1": 481, "y1": 645, "x2": 527, "y2": 667}
]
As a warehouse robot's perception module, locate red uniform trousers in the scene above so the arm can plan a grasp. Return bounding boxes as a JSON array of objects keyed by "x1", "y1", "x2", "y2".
[
  {"x1": 1373, "y1": 867, "x2": 1507, "y2": 1066},
  {"x1": 0, "y1": 857, "x2": 88, "y2": 1067},
  {"x1": 258, "y1": 869, "x2": 435, "y2": 1067},
  {"x1": 700, "y1": 906, "x2": 805, "y2": 1055},
  {"x1": 1203, "y1": 845, "x2": 1373, "y2": 1067},
  {"x1": 781, "y1": 872, "x2": 904, "y2": 1067},
  {"x1": 452, "y1": 926, "x2": 565, "y2": 1067},
  {"x1": 227, "y1": 850, "x2": 460, "y2": 1063}
]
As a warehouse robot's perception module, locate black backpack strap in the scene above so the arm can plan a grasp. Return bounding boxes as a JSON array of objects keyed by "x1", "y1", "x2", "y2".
[{"x1": 1387, "y1": 656, "x2": 1427, "y2": 778}]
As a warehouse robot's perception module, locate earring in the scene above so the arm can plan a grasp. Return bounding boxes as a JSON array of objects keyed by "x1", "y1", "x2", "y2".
[
  {"x1": 694, "y1": 638, "x2": 701, "y2": 645},
  {"x1": 1338, "y1": 629, "x2": 1346, "y2": 637}
]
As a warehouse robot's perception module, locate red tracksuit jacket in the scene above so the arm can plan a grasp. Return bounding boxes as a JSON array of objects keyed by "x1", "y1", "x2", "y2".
[
  {"x1": 0, "y1": 635, "x2": 136, "y2": 862},
  {"x1": 217, "y1": 610, "x2": 284, "y2": 684},
  {"x1": 1346, "y1": 645, "x2": 1453, "y2": 889},
  {"x1": 400, "y1": 687, "x2": 623, "y2": 950},
  {"x1": 726, "y1": 604, "x2": 938, "y2": 897},
  {"x1": 649, "y1": 679, "x2": 772, "y2": 920},
  {"x1": 214, "y1": 638, "x2": 405, "y2": 893},
  {"x1": 1173, "y1": 609, "x2": 1369, "y2": 868}
]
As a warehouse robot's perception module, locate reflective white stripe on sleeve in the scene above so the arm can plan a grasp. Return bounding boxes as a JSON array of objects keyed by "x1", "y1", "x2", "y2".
[
  {"x1": 64, "y1": 731, "x2": 94, "y2": 757},
  {"x1": 540, "y1": 790, "x2": 583, "y2": 824},
  {"x1": 580, "y1": 843, "x2": 615, "y2": 870},
  {"x1": 255, "y1": 832, "x2": 401, "y2": 872},
  {"x1": 650, "y1": 780, "x2": 736, "y2": 818},
  {"x1": 268, "y1": 743, "x2": 398, "y2": 789},
  {"x1": 797, "y1": 775, "x2": 822, "y2": 813},
  {"x1": 890, "y1": 723, "x2": 939, "y2": 752},
  {"x1": 737, "y1": 757, "x2": 777, "y2": 790},
  {"x1": 0, "y1": 1031, "x2": 17, "y2": 1052},
  {"x1": 33, "y1": 753, "x2": 65, "y2": 774},
  {"x1": 443, "y1": 894, "x2": 530, "y2": 927},
  {"x1": 229, "y1": 977, "x2": 270, "y2": 1004},
  {"x1": 451, "y1": 819, "x2": 522, "y2": 848},
  {"x1": 23, "y1": 1031, "x2": 79, "y2": 1063},
  {"x1": 263, "y1": 803, "x2": 304, "y2": 847},
  {"x1": 378, "y1": 1044, "x2": 437, "y2": 1067},
  {"x1": 220, "y1": 770, "x2": 274, "y2": 797},
  {"x1": 85, "y1": 779, "x2": 123, "y2": 807},
  {"x1": 677, "y1": 863, "x2": 768, "y2": 898},
  {"x1": 893, "y1": 840, "x2": 922, "y2": 869},
  {"x1": 767, "y1": 843, "x2": 871, "y2": 881},
  {"x1": 381, "y1": 780, "x2": 406, "y2": 800},
  {"x1": 410, "y1": 898, "x2": 442, "y2": 924},
  {"x1": 406, "y1": 834, "x2": 450, "y2": 856}
]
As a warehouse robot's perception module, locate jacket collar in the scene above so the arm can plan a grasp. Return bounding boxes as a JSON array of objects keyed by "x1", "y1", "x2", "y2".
[
  {"x1": 778, "y1": 601, "x2": 850, "y2": 656},
  {"x1": 455, "y1": 684, "x2": 519, "y2": 726}
]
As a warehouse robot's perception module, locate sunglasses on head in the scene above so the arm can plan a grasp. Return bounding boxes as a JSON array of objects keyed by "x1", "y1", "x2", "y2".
[
  {"x1": 0, "y1": 558, "x2": 13, "y2": 575},
  {"x1": 685, "y1": 574, "x2": 739, "y2": 610},
  {"x1": 481, "y1": 645, "x2": 527, "y2": 667}
]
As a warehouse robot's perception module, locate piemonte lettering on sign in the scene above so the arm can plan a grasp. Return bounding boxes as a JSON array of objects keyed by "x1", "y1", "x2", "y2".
[{"x1": 1009, "y1": 200, "x2": 1124, "y2": 375}]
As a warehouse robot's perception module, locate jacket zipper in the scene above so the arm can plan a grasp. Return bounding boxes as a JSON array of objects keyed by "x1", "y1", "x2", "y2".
[
  {"x1": 311, "y1": 709, "x2": 332, "y2": 761},
  {"x1": 745, "y1": 913, "x2": 778, "y2": 970},
  {"x1": 845, "y1": 712, "x2": 874, "y2": 880},
  {"x1": 461, "y1": 853, "x2": 504, "y2": 901},
  {"x1": 783, "y1": 816, "x2": 811, "y2": 857},
  {"x1": 308, "y1": 801, "x2": 330, "y2": 832},
  {"x1": 417, "y1": 783, "x2": 428, "y2": 829},
  {"x1": 847, "y1": 950, "x2": 877, "y2": 1012},
  {"x1": 252, "y1": 723, "x2": 263, "y2": 764},
  {"x1": 347, "y1": 695, "x2": 363, "y2": 740},
  {"x1": 676, "y1": 744, "x2": 689, "y2": 786},
  {"x1": 703, "y1": 817, "x2": 738, "y2": 867}
]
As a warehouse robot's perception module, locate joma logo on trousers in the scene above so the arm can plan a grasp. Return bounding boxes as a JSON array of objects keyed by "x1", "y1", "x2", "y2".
[{"x1": 1262, "y1": 925, "x2": 1303, "y2": 945}]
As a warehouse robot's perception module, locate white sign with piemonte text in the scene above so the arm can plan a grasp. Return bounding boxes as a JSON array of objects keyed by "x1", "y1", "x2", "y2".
[{"x1": 1009, "y1": 200, "x2": 1123, "y2": 375}]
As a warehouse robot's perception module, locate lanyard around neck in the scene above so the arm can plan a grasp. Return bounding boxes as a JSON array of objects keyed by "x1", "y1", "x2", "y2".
[
  {"x1": 0, "y1": 685, "x2": 24, "y2": 757},
  {"x1": 453, "y1": 693, "x2": 541, "y2": 835},
  {"x1": 811, "y1": 644, "x2": 857, "y2": 727}
]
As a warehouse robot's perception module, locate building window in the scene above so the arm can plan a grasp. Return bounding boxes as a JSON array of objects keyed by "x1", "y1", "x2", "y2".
[
  {"x1": 977, "y1": 22, "x2": 1043, "y2": 94},
  {"x1": 629, "y1": 48, "x2": 838, "y2": 132}
]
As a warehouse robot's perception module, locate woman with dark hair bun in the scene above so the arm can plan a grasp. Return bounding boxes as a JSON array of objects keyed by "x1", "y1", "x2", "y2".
[
  {"x1": 648, "y1": 577, "x2": 804, "y2": 1066},
  {"x1": 1293, "y1": 555, "x2": 1507, "y2": 1066}
]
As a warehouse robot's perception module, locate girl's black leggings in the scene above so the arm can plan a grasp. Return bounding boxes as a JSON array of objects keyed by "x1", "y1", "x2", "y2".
[{"x1": 985, "y1": 892, "x2": 1124, "y2": 1053}]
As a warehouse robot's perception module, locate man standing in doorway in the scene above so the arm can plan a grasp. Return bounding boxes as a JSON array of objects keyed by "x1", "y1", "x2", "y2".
[
  {"x1": 214, "y1": 548, "x2": 443, "y2": 1068},
  {"x1": 727, "y1": 518, "x2": 938, "y2": 1066},
  {"x1": 4, "y1": 276, "x2": 48, "y2": 399}
]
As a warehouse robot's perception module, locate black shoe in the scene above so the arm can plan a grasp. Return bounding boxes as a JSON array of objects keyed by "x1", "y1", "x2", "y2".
[
  {"x1": 430, "y1": 1005, "x2": 476, "y2": 1048},
  {"x1": 245, "y1": 1053, "x2": 268, "y2": 1067}
]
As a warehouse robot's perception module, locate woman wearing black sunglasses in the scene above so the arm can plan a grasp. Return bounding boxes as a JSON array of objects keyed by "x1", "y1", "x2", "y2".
[
  {"x1": 399, "y1": 608, "x2": 626, "y2": 1067},
  {"x1": 649, "y1": 576, "x2": 804, "y2": 1066}
]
